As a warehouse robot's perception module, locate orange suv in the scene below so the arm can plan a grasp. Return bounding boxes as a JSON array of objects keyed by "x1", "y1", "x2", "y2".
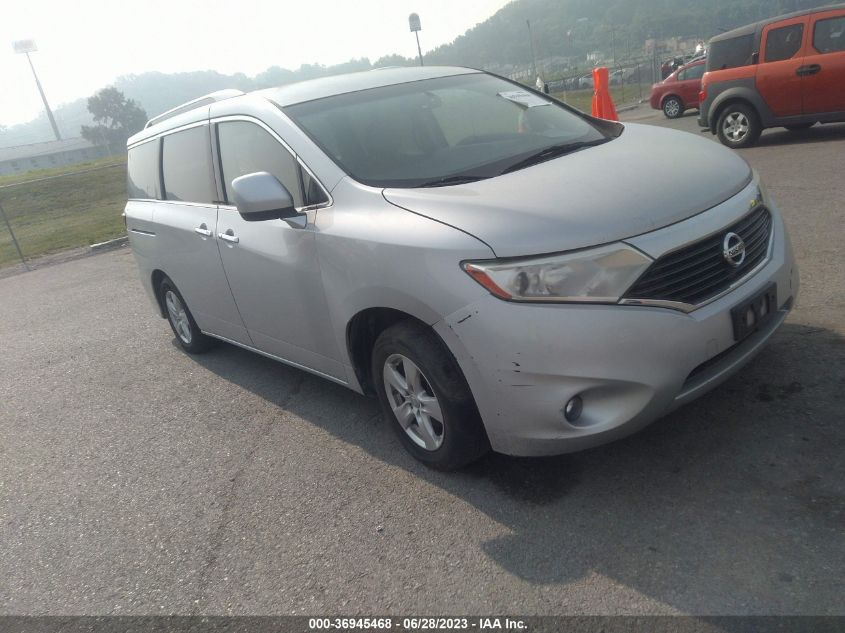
[{"x1": 699, "y1": 4, "x2": 845, "y2": 148}]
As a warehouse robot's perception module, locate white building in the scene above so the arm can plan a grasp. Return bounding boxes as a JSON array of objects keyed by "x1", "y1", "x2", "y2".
[{"x1": 0, "y1": 138, "x2": 109, "y2": 176}]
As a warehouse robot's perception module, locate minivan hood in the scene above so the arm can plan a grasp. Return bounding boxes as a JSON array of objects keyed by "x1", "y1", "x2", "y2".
[{"x1": 383, "y1": 123, "x2": 752, "y2": 257}]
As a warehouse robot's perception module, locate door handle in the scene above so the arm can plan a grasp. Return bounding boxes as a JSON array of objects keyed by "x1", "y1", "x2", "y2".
[
  {"x1": 218, "y1": 230, "x2": 239, "y2": 244},
  {"x1": 796, "y1": 64, "x2": 821, "y2": 77},
  {"x1": 194, "y1": 224, "x2": 213, "y2": 237}
]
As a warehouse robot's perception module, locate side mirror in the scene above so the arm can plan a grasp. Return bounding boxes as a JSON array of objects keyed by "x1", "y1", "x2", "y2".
[
  {"x1": 751, "y1": 51, "x2": 759, "y2": 64},
  {"x1": 230, "y1": 172, "x2": 303, "y2": 225}
]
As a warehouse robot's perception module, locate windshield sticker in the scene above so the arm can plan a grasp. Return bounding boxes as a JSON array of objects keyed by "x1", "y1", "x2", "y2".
[{"x1": 497, "y1": 90, "x2": 551, "y2": 108}]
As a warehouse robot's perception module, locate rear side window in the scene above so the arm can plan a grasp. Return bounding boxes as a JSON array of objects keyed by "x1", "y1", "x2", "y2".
[
  {"x1": 161, "y1": 126, "x2": 215, "y2": 204},
  {"x1": 814, "y1": 16, "x2": 845, "y2": 53},
  {"x1": 765, "y1": 24, "x2": 805, "y2": 62},
  {"x1": 127, "y1": 140, "x2": 159, "y2": 199},
  {"x1": 216, "y1": 121, "x2": 303, "y2": 207},
  {"x1": 708, "y1": 34, "x2": 755, "y2": 70}
]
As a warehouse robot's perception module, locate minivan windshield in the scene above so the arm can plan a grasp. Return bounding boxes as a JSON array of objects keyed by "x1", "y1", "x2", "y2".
[{"x1": 284, "y1": 73, "x2": 612, "y2": 188}]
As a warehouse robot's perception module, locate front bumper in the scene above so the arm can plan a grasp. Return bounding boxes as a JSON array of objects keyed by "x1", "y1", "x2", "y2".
[
  {"x1": 435, "y1": 196, "x2": 798, "y2": 457},
  {"x1": 649, "y1": 93, "x2": 661, "y2": 110}
]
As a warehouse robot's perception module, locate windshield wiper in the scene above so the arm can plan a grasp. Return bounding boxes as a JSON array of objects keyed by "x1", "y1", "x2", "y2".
[
  {"x1": 500, "y1": 139, "x2": 609, "y2": 175},
  {"x1": 416, "y1": 175, "x2": 488, "y2": 188}
]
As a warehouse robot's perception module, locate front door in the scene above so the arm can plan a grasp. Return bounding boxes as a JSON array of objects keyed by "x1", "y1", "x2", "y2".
[
  {"x1": 801, "y1": 10, "x2": 845, "y2": 115},
  {"x1": 756, "y1": 17, "x2": 809, "y2": 117},
  {"x1": 678, "y1": 63, "x2": 705, "y2": 106},
  {"x1": 212, "y1": 118, "x2": 344, "y2": 380},
  {"x1": 155, "y1": 123, "x2": 251, "y2": 345}
]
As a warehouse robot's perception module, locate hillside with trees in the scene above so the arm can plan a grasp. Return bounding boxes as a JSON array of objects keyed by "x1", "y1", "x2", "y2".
[
  {"x1": 1, "y1": 0, "x2": 837, "y2": 146},
  {"x1": 423, "y1": 0, "x2": 837, "y2": 68}
]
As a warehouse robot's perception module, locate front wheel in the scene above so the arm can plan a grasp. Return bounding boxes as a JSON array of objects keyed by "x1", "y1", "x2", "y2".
[
  {"x1": 716, "y1": 104, "x2": 762, "y2": 148},
  {"x1": 662, "y1": 96, "x2": 684, "y2": 119},
  {"x1": 372, "y1": 321, "x2": 489, "y2": 470}
]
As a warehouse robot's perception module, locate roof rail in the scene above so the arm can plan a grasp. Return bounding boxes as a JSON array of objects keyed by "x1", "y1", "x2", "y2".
[{"x1": 144, "y1": 89, "x2": 245, "y2": 129}]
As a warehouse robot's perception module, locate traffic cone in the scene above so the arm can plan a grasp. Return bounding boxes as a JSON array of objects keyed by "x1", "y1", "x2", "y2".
[{"x1": 591, "y1": 67, "x2": 619, "y2": 121}]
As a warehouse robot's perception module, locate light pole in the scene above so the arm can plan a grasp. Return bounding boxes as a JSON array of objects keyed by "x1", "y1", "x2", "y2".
[
  {"x1": 409, "y1": 13, "x2": 424, "y2": 66},
  {"x1": 526, "y1": 20, "x2": 538, "y2": 81},
  {"x1": 13, "y1": 39, "x2": 61, "y2": 141}
]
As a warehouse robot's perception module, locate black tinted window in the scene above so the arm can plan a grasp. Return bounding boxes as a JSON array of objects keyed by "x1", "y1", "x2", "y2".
[
  {"x1": 302, "y1": 170, "x2": 329, "y2": 206},
  {"x1": 814, "y1": 16, "x2": 845, "y2": 53},
  {"x1": 161, "y1": 126, "x2": 215, "y2": 204},
  {"x1": 217, "y1": 121, "x2": 303, "y2": 206},
  {"x1": 765, "y1": 24, "x2": 804, "y2": 62},
  {"x1": 708, "y1": 34, "x2": 755, "y2": 70},
  {"x1": 127, "y1": 140, "x2": 159, "y2": 199}
]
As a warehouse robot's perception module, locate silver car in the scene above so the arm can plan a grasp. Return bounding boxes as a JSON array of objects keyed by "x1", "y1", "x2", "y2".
[{"x1": 125, "y1": 67, "x2": 798, "y2": 469}]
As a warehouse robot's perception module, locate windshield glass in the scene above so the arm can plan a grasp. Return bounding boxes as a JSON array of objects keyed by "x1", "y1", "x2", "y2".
[{"x1": 284, "y1": 73, "x2": 611, "y2": 188}]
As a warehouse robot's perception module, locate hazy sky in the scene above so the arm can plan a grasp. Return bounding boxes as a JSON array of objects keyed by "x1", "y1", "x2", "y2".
[{"x1": 1, "y1": 0, "x2": 511, "y2": 126}]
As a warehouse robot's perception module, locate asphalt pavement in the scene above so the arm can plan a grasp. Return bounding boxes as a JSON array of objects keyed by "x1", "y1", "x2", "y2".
[{"x1": 0, "y1": 108, "x2": 843, "y2": 616}]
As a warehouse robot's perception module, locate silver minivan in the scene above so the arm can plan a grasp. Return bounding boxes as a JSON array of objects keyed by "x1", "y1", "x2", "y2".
[{"x1": 125, "y1": 66, "x2": 798, "y2": 469}]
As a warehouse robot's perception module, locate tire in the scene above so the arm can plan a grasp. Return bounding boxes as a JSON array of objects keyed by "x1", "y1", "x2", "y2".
[
  {"x1": 662, "y1": 96, "x2": 684, "y2": 119},
  {"x1": 716, "y1": 103, "x2": 762, "y2": 148},
  {"x1": 785, "y1": 122, "x2": 815, "y2": 131},
  {"x1": 158, "y1": 277, "x2": 217, "y2": 354},
  {"x1": 372, "y1": 320, "x2": 489, "y2": 470}
]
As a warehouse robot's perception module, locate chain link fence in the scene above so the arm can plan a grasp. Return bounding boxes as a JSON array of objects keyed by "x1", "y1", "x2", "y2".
[
  {"x1": 504, "y1": 52, "x2": 687, "y2": 113},
  {"x1": 0, "y1": 158, "x2": 127, "y2": 270}
]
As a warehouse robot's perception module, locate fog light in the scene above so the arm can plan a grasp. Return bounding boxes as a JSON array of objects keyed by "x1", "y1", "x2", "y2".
[
  {"x1": 745, "y1": 307, "x2": 756, "y2": 328},
  {"x1": 563, "y1": 396, "x2": 583, "y2": 423}
]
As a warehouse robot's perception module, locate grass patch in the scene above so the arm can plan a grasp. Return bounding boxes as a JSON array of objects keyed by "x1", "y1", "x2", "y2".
[
  {"x1": 0, "y1": 157, "x2": 127, "y2": 268},
  {"x1": 0, "y1": 155, "x2": 126, "y2": 187},
  {"x1": 553, "y1": 83, "x2": 651, "y2": 113}
]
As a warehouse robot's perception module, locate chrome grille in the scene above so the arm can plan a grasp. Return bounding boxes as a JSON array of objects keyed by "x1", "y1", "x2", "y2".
[{"x1": 624, "y1": 206, "x2": 772, "y2": 306}]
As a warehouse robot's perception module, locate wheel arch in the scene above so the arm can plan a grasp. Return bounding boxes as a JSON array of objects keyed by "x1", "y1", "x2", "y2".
[
  {"x1": 150, "y1": 269, "x2": 168, "y2": 318},
  {"x1": 661, "y1": 93, "x2": 683, "y2": 108},
  {"x1": 346, "y1": 307, "x2": 435, "y2": 396},
  {"x1": 708, "y1": 85, "x2": 773, "y2": 133}
]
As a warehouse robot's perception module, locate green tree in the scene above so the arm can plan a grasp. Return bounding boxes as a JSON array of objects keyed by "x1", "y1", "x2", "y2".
[{"x1": 80, "y1": 87, "x2": 147, "y2": 150}]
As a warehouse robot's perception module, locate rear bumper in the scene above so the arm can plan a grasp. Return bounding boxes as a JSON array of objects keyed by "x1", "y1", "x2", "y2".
[{"x1": 435, "y1": 202, "x2": 798, "y2": 457}]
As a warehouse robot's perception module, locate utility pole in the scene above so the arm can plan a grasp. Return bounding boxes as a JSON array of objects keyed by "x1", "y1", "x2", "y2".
[
  {"x1": 0, "y1": 201, "x2": 28, "y2": 270},
  {"x1": 13, "y1": 40, "x2": 61, "y2": 141},
  {"x1": 526, "y1": 20, "x2": 538, "y2": 81},
  {"x1": 611, "y1": 25, "x2": 617, "y2": 68},
  {"x1": 409, "y1": 13, "x2": 424, "y2": 66}
]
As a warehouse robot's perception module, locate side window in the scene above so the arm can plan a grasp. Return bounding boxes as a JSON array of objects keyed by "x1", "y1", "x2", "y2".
[
  {"x1": 683, "y1": 64, "x2": 705, "y2": 81},
  {"x1": 765, "y1": 24, "x2": 805, "y2": 63},
  {"x1": 813, "y1": 16, "x2": 845, "y2": 54},
  {"x1": 708, "y1": 34, "x2": 755, "y2": 70},
  {"x1": 127, "y1": 139, "x2": 159, "y2": 199},
  {"x1": 301, "y1": 169, "x2": 329, "y2": 206},
  {"x1": 216, "y1": 121, "x2": 304, "y2": 207},
  {"x1": 161, "y1": 126, "x2": 215, "y2": 204}
]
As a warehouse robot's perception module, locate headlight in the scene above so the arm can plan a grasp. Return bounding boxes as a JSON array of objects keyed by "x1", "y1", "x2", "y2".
[{"x1": 463, "y1": 243, "x2": 653, "y2": 303}]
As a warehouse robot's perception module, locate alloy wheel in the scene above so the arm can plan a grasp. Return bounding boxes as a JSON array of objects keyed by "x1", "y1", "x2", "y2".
[
  {"x1": 165, "y1": 290, "x2": 193, "y2": 345},
  {"x1": 723, "y1": 112, "x2": 750, "y2": 143},
  {"x1": 664, "y1": 99, "x2": 681, "y2": 118},
  {"x1": 382, "y1": 353, "x2": 444, "y2": 451}
]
